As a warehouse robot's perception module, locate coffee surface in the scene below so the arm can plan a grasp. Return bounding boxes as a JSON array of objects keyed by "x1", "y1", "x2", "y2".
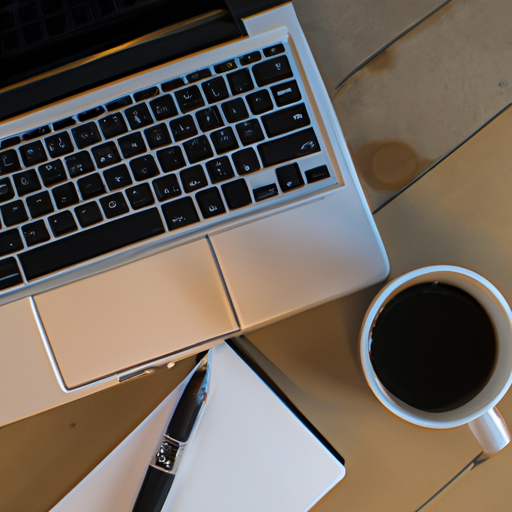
[{"x1": 370, "y1": 282, "x2": 496, "y2": 412}]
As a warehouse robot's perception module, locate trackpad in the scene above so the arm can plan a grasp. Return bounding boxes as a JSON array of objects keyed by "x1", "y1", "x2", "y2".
[
  {"x1": 33, "y1": 239, "x2": 238, "y2": 389},
  {"x1": 209, "y1": 190, "x2": 389, "y2": 329}
]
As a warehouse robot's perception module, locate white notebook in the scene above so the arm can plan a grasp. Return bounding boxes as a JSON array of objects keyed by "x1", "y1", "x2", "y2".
[{"x1": 50, "y1": 342, "x2": 345, "y2": 512}]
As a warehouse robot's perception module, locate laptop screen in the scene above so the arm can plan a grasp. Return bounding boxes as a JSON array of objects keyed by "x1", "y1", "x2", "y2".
[
  {"x1": 0, "y1": 0, "x2": 247, "y2": 121},
  {"x1": 0, "y1": 0, "x2": 231, "y2": 91}
]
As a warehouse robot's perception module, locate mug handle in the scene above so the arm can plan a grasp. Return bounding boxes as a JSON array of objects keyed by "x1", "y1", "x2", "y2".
[
  {"x1": 415, "y1": 410, "x2": 510, "y2": 511},
  {"x1": 468, "y1": 407, "x2": 511, "y2": 458}
]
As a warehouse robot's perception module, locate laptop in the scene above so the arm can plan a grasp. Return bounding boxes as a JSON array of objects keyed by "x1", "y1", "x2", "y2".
[{"x1": 0, "y1": 0, "x2": 388, "y2": 422}]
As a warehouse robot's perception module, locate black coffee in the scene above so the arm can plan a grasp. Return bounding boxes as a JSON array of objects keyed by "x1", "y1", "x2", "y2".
[{"x1": 370, "y1": 282, "x2": 496, "y2": 413}]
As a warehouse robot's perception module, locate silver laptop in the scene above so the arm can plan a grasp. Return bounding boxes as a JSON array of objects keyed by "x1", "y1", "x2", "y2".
[{"x1": 0, "y1": 0, "x2": 388, "y2": 424}]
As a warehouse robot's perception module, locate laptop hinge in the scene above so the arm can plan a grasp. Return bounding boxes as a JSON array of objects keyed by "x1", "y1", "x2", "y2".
[{"x1": 223, "y1": 0, "x2": 289, "y2": 34}]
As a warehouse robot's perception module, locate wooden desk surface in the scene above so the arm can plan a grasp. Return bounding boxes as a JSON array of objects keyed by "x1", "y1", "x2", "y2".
[
  {"x1": 248, "y1": 1, "x2": 512, "y2": 509},
  {"x1": 247, "y1": 104, "x2": 512, "y2": 511}
]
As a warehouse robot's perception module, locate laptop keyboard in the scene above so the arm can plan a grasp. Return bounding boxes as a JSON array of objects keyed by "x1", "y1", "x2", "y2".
[{"x1": 0, "y1": 42, "x2": 335, "y2": 291}]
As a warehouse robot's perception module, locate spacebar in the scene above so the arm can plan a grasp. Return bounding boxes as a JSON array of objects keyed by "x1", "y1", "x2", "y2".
[{"x1": 19, "y1": 209, "x2": 165, "y2": 281}]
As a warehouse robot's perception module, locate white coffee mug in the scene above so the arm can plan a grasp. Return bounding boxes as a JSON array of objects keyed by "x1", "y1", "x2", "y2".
[{"x1": 360, "y1": 265, "x2": 512, "y2": 457}]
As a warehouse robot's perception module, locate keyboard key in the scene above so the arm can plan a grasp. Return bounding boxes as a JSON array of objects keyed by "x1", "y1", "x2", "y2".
[
  {"x1": 45, "y1": 132, "x2": 74, "y2": 158},
  {"x1": 184, "y1": 136, "x2": 213, "y2": 164},
  {"x1": 22, "y1": 220, "x2": 50, "y2": 247},
  {"x1": 175, "y1": 85, "x2": 205, "y2": 113},
  {"x1": 75, "y1": 202, "x2": 103, "y2": 228},
  {"x1": 100, "y1": 192, "x2": 129, "y2": 219},
  {"x1": 258, "y1": 128, "x2": 320, "y2": 166},
  {"x1": 65, "y1": 151, "x2": 95, "y2": 177},
  {"x1": 222, "y1": 98, "x2": 248, "y2": 123},
  {"x1": 263, "y1": 44, "x2": 285, "y2": 57},
  {"x1": 23, "y1": 126, "x2": 51, "y2": 140},
  {"x1": 210, "y1": 127, "x2": 238, "y2": 154},
  {"x1": 104, "y1": 164, "x2": 132, "y2": 190},
  {"x1": 78, "y1": 173, "x2": 105, "y2": 199},
  {"x1": 150, "y1": 95, "x2": 178, "y2": 120},
  {"x1": 20, "y1": 141, "x2": 47, "y2": 166},
  {"x1": 72, "y1": 122, "x2": 101, "y2": 149},
  {"x1": 232, "y1": 148, "x2": 260, "y2": 175},
  {"x1": 161, "y1": 197, "x2": 200, "y2": 231},
  {"x1": 119, "y1": 133, "x2": 147, "y2": 158},
  {"x1": 1, "y1": 200, "x2": 28, "y2": 226},
  {"x1": 236, "y1": 119, "x2": 264, "y2": 145},
  {"x1": 130, "y1": 155, "x2": 159, "y2": 181},
  {"x1": 144, "y1": 124, "x2": 171, "y2": 149},
  {"x1": 196, "y1": 106, "x2": 223, "y2": 132},
  {"x1": 262, "y1": 103, "x2": 310, "y2": 137},
  {"x1": 78, "y1": 106, "x2": 106, "y2": 122},
  {"x1": 271, "y1": 80, "x2": 301, "y2": 106},
  {"x1": 13, "y1": 169, "x2": 41, "y2": 196},
  {"x1": 0, "y1": 149, "x2": 21, "y2": 174},
  {"x1": 214, "y1": 60, "x2": 237, "y2": 73},
  {"x1": 52, "y1": 182, "x2": 79, "y2": 209},
  {"x1": 206, "y1": 157, "x2": 235, "y2": 183},
  {"x1": 196, "y1": 187, "x2": 226, "y2": 218},
  {"x1": 0, "y1": 178, "x2": 14, "y2": 203},
  {"x1": 125, "y1": 104, "x2": 153, "y2": 129},
  {"x1": 187, "y1": 68, "x2": 212, "y2": 83},
  {"x1": 221, "y1": 179, "x2": 252, "y2": 210},
  {"x1": 252, "y1": 56, "x2": 293, "y2": 86},
  {"x1": 133, "y1": 87, "x2": 159, "y2": 102},
  {"x1": 53, "y1": 117, "x2": 76, "y2": 130},
  {"x1": 0, "y1": 229, "x2": 23, "y2": 256},
  {"x1": 1, "y1": 137, "x2": 20, "y2": 149},
  {"x1": 240, "y1": 51, "x2": 261, "y2": 65},
  {"x1": 0, "y1": 257, "x2": 23, "y2": 290},
  {"x1": 247, "y1": 89, "x2": 273, "y2": 115},
  {"x1": 26, "y1": 191, "x2": 54, "y2": 217},
  {"x1": 19, "y1": 209, "x2": 165, "y2": 280},
  {"x1": 48, "y1": 211, "x2": 77, "y2": 236},
  {"x1": 253, "y1": 183, "x2": 278, "y2": 201},
  {"x1": 126, "y1": 183, "x2": 154, "y2": 209},
  {"x1": 92, "y1": 142, "x2": 121, "y2": 168},
  {"x1": 305, "y1": 165, "x2": 330, "y2": 183},
  {"x1": 227, "y1": 69, "x2": 254, "y2": 95},
  {"x1": 106, "y1": 96, "x2": 132, "y2": 112},
  {"x1": 161, "y1": 78, "x2": 185, "y2": 92},
  {"x1": 39, "y1": 160, "x2": 67, "y2": 185},
  {"x1": 170, "y1": 115, "x2": 198, "y2": 141},
  {"x1": 99, "y1": 113, "x2": 128, "y2": 138},
  {"x1": 180, "y1": 165, "x2": 207, "y2": 193},
  {"x1": 157, "y1": 147, "x2": 186, "y2": 173},
  {"x1": 201, "y1": 77, "x2": 229, "y2": 103},
  {"x1": 153, "y1": 175, "x2": 181, "y2": 201},
  {"x1": 276, "y1": 163, "x2": 304, "y2": 192}
]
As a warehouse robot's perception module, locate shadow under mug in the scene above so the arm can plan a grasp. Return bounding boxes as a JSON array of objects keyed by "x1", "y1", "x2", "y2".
[{"x1": 360, "y1": 265, "x2": 512, "y2": 457}]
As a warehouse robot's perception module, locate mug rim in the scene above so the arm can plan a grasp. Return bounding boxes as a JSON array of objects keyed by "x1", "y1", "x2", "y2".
[{"x1": 360, "y1": 265, "x2": 512, "y2": 429}]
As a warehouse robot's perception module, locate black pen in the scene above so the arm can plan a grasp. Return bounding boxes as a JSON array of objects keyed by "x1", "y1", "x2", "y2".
[{"x1": 132, "y1": 353, "x2": 210, "y2": 512}]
